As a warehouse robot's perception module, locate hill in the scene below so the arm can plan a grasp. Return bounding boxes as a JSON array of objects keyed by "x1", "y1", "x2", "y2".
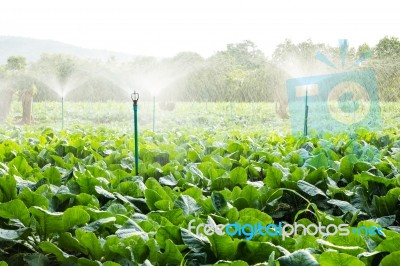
[{"x1": 0, "y1": 36, "x2": 136, "y2": 63}]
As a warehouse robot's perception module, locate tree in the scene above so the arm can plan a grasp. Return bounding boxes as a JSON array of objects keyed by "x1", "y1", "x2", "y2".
[
  {"x1": 374, "y1": 36, "x2": 400, "y2": 59},
  {"x1": 6, "y1": 56, "x2": 27, "y2": 71},
  {"x1": 224, "y1": 40, "x2": 266, "y2": 69},
  {"x1": 1, "y1": 56, "x2": 35, "y2": 124},
  {"x1": 11, "y1": 57, "x2": 35, "y2": 125},
  {"x1": 357, "y1": 43, "x2": 371, "y2": 58},
  {"x1": 368, "y1": 36, "x2": 400, "y2": 101}
]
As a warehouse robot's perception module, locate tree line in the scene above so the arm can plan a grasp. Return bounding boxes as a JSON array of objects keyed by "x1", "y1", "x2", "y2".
[{"x1": 1, "y1": 36, "x2": 400, "y2": 122}]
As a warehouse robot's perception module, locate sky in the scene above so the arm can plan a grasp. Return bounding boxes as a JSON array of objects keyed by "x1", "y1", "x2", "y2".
[{"x1": 0, "y1": 0, "x2": 399, "y2": 58}]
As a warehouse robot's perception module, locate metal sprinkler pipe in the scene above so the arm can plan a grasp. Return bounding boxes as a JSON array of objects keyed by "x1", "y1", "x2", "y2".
[
  {"x1": 131, "y1": 91, "x2": 140, "y2": 175},
  {"x1": 61, "y1": 96, "x2": 64, "y2": 129},
  {"x1": 304, "y1": 87, "x2": 308, "y2": 136}
]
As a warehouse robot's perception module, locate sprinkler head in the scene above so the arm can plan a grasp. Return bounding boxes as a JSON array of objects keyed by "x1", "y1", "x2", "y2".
[{"x1": 131, "y1": 91, "x2": 139, "y2": 105}]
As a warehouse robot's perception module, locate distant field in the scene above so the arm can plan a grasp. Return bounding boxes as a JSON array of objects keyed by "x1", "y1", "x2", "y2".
[
  {"x1": 7, "y1": 101, "x2": 288, "y2": 132},
  {"x1": 6, "y1": 100, "x2": 400, "y2": 134}
]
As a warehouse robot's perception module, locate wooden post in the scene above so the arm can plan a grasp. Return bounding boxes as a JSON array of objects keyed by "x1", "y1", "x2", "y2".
[{"x1": 21, "y1": 87, "x2": 34, "y2": 124}]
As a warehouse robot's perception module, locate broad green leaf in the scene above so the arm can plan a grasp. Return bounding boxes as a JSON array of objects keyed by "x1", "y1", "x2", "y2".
[
  {"x1": 319, "y1": 251, "x2": 364, "y2": 266},
  {"x1": 374, "y1": 215, "x2": 396, "y2": 227},
  {"x1": 81, "y1": 217, "x2": 116, "y2": 232},
  {"x1": 298, "y1": 180, "x2": 327, "y2": 198},
  {"x1": 180, "y1": 228, "x2": 210, "y2": 253},
  {"x1": 130, "y1": 237, "x2": 149, "y2": 263},
  {"x1": 304, "y1": 153, "x2": 328, "y2": 169},
  {"x1": 174, "y1": 195, "x2": 201, "y2": 216},
  {"x1": 294, "y1": 235, "x2": 318, "y2": 250},
  {"x1": 278, "y1": 249, "x2": 319, "y2": 266},
  {"x1": 75, "y1": 228, "x2": 104, "y2": 260},
  {"x1": 232, "y1": 198, "x2": 249, "y2": 210},
  {"x1": 372, "y1": 189, "x2": 400, "y2": 217},
  {"x1": 94, "y1": 185, "x2": 116, "y2": 199},
  {"x1": 117, "y1": 181, "x2": 143, "y2": 198},
  {"x1": 29, "y1": 206, "x2": 64, "y2": 237},
  {"x1": 207, "y1": 218, "x2": 238, "y2": 260},
  {"x1": 211, "y1": 192, "x2": 230, "y2": 216},
  {"x1": 215, "y1": 261, "x2": 249, "y2": 266},
  {"x1": 258, "y1": 187, "x2": 283, "y2": 208},
  {"x1": 379, "y1": 250, "x2": 400, "y2": 266},
  {"x1": 53, "y1": 185, "x2": 76, "y2": 203},
  {"x1": 211, "y1": 177, "x2": 233, "y2": 190},
  {"x1": 148, "y1": 209, "x2": 185, "y2": 226},
  {"x1": 236, "y1": 241, "x2": 281, "y2": 264},
  {"x1": 0, "y1": 174, "x2": 17, "y2": 202},
  {"x1": 84, "y1": 208, "x2": 114, "y2": 220},
  {"x1": 354, "y1": 172, "x2": 395, "y2": 188},
  {"x1": 238, "y1": 208, "x2": 273, "y2": 225},
  {"x1": 317, "y1": 239, "x2": 365, "y2": 256},
  {"x1": 115, "y1": 218, "x2": 146, "y2": 239},
  {"x1": 352, "y1": 186, "x2": 372, "y2": 215},
  {"x1": 182, "y1": 187, "x2": 203, "y2": 201},
  {"x1": 43, "y1": 166, "x2": 62, "y2": 186},
  {"x1": 63, "y1": 207, "x2": 90, "y2": 231},
  {"x1": 75, "y1": 193, "x2": 100, "y2": 207},
  {"x1": 304, "y1": 168, "x2": 327, "y2": 185},
  {"x1": 375, "y1": 237, "x2": 400, "y2": 252},
  {"x1": 145, "y1": 189, "x2": 163, "y2": 211},
  {"x1": 154, "y1": 199, "x2": 173, "y2": 211},
  {"x1": 58, "y1": 232, "x2": 87, "y2": 254},
  {"x1": 268, "y1": 251, "x2": 276, "y2": 266},
  {"x1": 103, "y1": 262, "x2": 122, "y2": 266},
  {"x1": 110, "y1": 169, "x2": 131, "y2": 187},
  {"x1": 39, "y1": 241, "x2": 77, "y2": 262},
  {"x1": 159, "y1": 174, "x2": 178, "y2": 186},
  {"x1": 0, "y1": 227, "x2": 31, "y2": 240},
  {"x1": 86, "y1": 165, "x2": 110, "y2": 180},
  {"x1": 187, "y1": 149, "x2": 201, "y2": 162},
  {"x1": 8, "y1": 155, "x2": 32, "y2": 177},
  {"x1": 75, "y1": 171, "x2": 100, "y2": 194},
  {"x1": 18, "y1": 187, "x2": 49, "y2": 209},
  {"x1": 23, "y1": 253, "x2": 50, "y2": 266},
  {"x1": 327, "y1": 199, "x2": 359, "y2": 215},
  {"x1": 226, "y1": 208, "x2": 240, "y2": 223},
  {"x1": 145, "y1": 178, "x2": 171, "y2": 200},
  {"x1": 106, "y1": 203, "x2": 128, "y2": 214},
  {"x1": 0, "y1": 199, "x2": 31, "y2": 226},
  {"x1": 340, "y1": 154, "x2": 358, "y2": 180},
  {"x1": 229, "y1": 167, "x2": 247, "y2": 186},
  {"x1": 76, "y1": 258, "x2": 102, "y2": 266},
  {"x1": 104, "y1": 235, "x2": 133, "y2": 260},
  {"x1": 157, "y1": 239, "x2": 183, "y2": 265},
  {"x1": 264, "y1": 166, "x2": 283, "y2": 188},
  {"x1": 156, "y1": 226, "x2": 183, "y2": 248}
]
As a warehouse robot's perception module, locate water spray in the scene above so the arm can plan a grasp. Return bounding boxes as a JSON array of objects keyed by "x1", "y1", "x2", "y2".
[
  {"x1": 153, "y1": 95, "x2": 156, "y2": 132},
  {"x1": 131, "y1": 91, "x2": 140, "y2": 176}
]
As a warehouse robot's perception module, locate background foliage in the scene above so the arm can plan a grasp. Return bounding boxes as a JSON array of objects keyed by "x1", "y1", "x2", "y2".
[{"x1": 1, "y1": 37, "x2": 400, "y2": 103}]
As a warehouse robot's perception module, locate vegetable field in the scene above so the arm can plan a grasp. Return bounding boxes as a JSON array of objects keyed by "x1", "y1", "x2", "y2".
[{"x1": 1, "y1": 102, "x2": 400, "y2": 265}]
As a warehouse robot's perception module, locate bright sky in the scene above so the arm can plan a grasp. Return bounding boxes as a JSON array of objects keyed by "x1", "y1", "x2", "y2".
[{"x1": 0, "y1": 0, "x2": 399, "y2": 58}]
